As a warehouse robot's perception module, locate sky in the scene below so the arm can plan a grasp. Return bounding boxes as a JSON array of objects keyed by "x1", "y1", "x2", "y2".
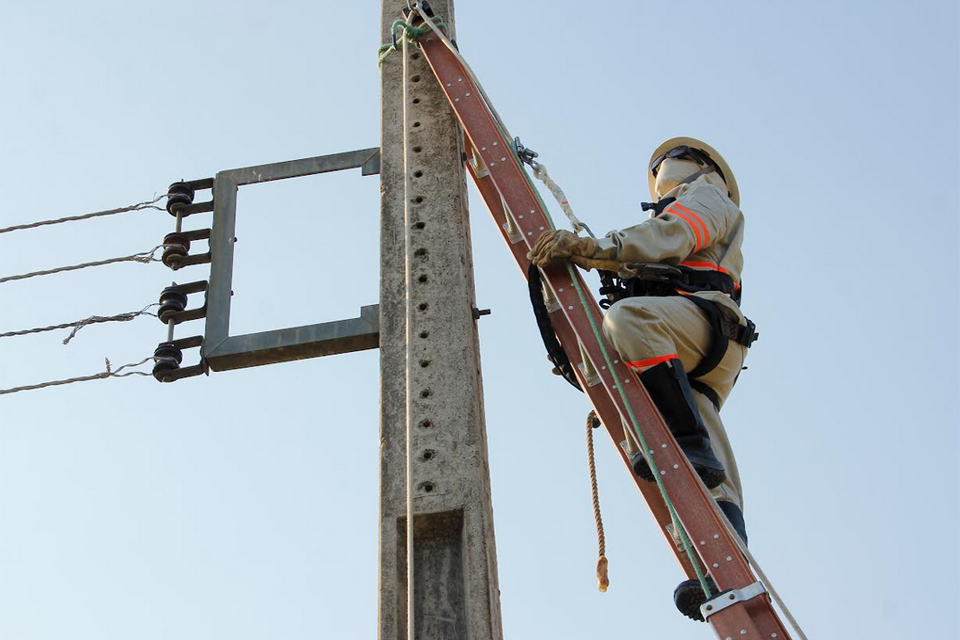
[{"x1": 1, "y1": 1, "x2": 958, "y2": 639}]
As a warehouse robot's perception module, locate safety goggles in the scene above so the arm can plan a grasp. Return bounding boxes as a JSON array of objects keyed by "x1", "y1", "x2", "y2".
[{"x1": 649, "y1": 145, "x2": 712, "y2": 177}]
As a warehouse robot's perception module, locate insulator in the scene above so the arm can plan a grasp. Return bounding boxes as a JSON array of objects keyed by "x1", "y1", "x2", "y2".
[
  {"x1": 152, "y1": 357, "x2": 180, "y2": 382},
  {"x1": 162, "y1": 232, "x2": 191, "y2": 269},
  {"x1": 166, "y1": 181, "x2": 195, "y2": 217},
  {"x1": 153, "y1": 341, "x2": 183, "y2": 365},
  {"x1": 158, "y1": 285, "x2": 188, "y2": 324}
]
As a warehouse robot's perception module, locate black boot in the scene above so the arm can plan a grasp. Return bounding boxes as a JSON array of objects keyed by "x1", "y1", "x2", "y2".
[
  {"x1": 674, "y1": 501, "x2": 748, "y2": 621},
  {"x1": 630, "y1": 360, "x2": 726, "y2": 489}
]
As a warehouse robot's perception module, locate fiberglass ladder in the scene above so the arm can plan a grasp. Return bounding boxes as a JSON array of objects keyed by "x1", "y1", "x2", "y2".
[{"x1": 399, "y1": 5, "x2": 805, "y2": 639}]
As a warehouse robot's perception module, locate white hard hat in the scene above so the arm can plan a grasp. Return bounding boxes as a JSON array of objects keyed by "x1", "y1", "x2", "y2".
[{"x1": 648, "y1": 136, "x2": 739, "y2": 207}]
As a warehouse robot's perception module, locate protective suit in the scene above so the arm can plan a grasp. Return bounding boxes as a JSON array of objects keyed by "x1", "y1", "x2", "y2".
[{"x1": 529, "y1": 137, "x2": 755, "y2": 621}]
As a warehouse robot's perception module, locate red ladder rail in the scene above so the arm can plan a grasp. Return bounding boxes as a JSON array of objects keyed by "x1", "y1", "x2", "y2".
[
  {"x1": 467, "y1": 159, "x2": 699, "y2": 578},
  {"x1": 414, "y1": 19, "x2": 792, "y2": 640}
]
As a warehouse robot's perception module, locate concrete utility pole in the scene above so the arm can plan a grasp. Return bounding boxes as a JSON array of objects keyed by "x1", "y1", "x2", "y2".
[{"x1": 378, "y1": 2, "x2": 505, "y2": 639}]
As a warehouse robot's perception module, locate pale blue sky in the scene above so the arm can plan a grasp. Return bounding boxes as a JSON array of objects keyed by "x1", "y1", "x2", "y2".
[{"x1": 1, "y1": 1, "x2": 957, "y2": 639}]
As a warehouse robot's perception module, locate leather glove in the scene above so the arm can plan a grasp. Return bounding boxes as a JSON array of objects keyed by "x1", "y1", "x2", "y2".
[
  {"x1": 528, "y1": 229, "x2": 598, "y2": 267},
  {"x1": 570, "y1": 255, "x2": 623, "y2": 272}
]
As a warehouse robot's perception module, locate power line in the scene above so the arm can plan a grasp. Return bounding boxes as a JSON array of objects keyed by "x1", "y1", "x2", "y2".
[
  {"x1": 0, "y1": 357, "x2": 154, "y2": 396},
  {"x1": 0, "y1": 304, "x2": 158, "y2": 343},
  {"x1": 0, "y1": 195, "x2": 167, "y2": 235},
  {"x1": 0, "y1": 246, "x2": 162, "y2": 285}
]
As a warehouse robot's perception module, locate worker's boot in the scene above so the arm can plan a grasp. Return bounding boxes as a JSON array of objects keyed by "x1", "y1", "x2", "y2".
[
  {"x1": 630, "y1": 360, "x2": 726, "y2": 489},
  {"x1": 674, "y1": 501, "x2": 748, "y2": 621}
]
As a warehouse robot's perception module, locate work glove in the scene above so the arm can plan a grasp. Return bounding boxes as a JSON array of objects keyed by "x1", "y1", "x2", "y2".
[
  {"x1": 528, "y1": 229, "x2": 621, "y2": 272},
  {"x1": 528, "y1": 229, "x2": 597, "y2": 267}
]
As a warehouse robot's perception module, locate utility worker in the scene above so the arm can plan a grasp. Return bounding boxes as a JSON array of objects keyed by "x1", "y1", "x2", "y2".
[{"x1": 528, "y1": 137, "x2": 757, "y2": 621}]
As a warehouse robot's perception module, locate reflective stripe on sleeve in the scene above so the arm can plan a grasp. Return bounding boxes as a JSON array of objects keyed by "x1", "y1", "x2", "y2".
[
  {"x1": 666, "y1": 207, "x2": 703, "y2": 251},
  {"x1": 673, "y1": 202, "x2": 710, "y2": 248}
]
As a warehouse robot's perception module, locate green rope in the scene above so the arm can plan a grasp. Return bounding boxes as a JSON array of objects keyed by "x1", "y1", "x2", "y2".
[
  {"x1": 510, "y1": 144, "x2": 713, "y2": 597},
  {"x1": 377, "y1": 16, "x2": 447, "y2": 66}
]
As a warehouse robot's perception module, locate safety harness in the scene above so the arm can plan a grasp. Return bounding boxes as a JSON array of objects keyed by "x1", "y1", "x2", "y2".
[
  {"x1": 598, "y1": 262, "x2": 758, "y2": 409},
  {"x1": 525, "y1": 156, "x2": 757, "y2": 409},
  {"x1": 530, "y1": 258, "x2": 759, "y2": 410}
]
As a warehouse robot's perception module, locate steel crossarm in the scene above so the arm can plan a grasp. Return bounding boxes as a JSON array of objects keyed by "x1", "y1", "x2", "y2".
[{"x1": 414, "y1": 23, "x2": 793, "y2": 640}]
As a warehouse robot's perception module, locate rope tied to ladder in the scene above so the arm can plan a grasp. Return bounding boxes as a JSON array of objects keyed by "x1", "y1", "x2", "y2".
[
  {"x1": 531, "y1": 162, "x2": 594, "y2": 238},
  {"x1": 377, "y1": 15, "x2": 447, "y2": 66},
  {"x1": 586, "y1": 410, "x2": 609, "y2": 592}
]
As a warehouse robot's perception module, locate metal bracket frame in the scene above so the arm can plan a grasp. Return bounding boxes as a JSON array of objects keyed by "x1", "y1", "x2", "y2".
[
  {"x1": 700, "y1": 581, "x2": 769, "y2": 620},
  {"x1": 202, "y1": 147, "x2": 382, "y2": 372}
]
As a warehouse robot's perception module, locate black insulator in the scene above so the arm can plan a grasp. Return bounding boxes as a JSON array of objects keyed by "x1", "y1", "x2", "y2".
[
  {"x1": 158, "y1": 285, "x2": 188, "y2": 323},
  {"x1": 162, "y1": 232, "x2": 190, "y2": 269},
  {"x1": 152, "y1": 357, "x2": 180, "y2": 382},
  {"x1": 166, "y1": 181, "x2": 195, "y2": 217},
  {"x1": 153, "y1": 341, "x2": 183, "y2": 365}
]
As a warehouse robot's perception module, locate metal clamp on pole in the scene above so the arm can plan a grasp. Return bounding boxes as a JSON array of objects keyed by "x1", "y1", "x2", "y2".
[{"x1": 700, "y1": 581, "x2": 769, "y2": 621}]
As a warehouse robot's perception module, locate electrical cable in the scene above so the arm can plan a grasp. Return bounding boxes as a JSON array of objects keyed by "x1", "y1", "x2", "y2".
[
  {"x1": 0, "y1": 195, "x2": 166, "y2": 235},
  {"x1": 0, "y1": 246, "x2": 162, "y2": 284},
  {"x1": 0, "y1": 304, "x2": 158, "y2": 343},
  {"x1": 0, "y1": 357, "x2": 154, "y2": 396}
]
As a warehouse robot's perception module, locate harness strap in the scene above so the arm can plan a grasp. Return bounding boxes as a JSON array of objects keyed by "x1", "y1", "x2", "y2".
[
  {"x1": 682, "y1": 294, "x2": 730, "y2": 380},
  {"x1": 528, "y1": 263, "x2": 582, "y2": 392},
  {"x1": 689, "y1": 379, "x2": 722, "y2": 412}
]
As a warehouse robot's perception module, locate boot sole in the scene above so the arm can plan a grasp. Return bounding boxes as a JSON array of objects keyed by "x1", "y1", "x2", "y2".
[
  {"x1": 674, "y1": 577, "x2": 716, "y2": 621},
  {"x1": 632, "y1": 454, "x2": 726, "y2": 490}
]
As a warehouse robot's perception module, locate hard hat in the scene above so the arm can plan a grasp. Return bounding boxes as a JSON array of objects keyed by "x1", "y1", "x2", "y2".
[{"x1": 647, "y1": 137, "x2": 739, "y2": 207}]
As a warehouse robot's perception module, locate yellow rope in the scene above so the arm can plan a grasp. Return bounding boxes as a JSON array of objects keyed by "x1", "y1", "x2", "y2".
[{"x1": 586, "y1": 410, "x2": 609, "y2": 592}]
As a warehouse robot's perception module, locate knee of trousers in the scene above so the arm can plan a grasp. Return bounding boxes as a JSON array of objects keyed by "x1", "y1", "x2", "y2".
[
  {"x1": 695, "y1": 393, "x2": 744, "y2": 509},
  {"x1": 602, "y1": 299, "x2": 673, "y2": 361}
]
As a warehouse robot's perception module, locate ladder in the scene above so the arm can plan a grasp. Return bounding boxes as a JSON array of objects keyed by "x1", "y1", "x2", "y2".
[{"x1": 401, "y1": 6, "x2": 801, "y2": 639}]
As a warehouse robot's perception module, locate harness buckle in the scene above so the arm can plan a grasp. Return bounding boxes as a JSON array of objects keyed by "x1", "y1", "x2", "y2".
[
  {"x1": 737, "y1": 318, "x2": 759, "y2": 348},
  {"x1": 622, "y1": 262, "x2": 683, "y2": 282}
]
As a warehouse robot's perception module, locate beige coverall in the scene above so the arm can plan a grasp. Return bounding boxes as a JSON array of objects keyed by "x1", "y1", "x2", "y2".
[{"x1": 595, "y1": 175, "x2": 748, "y2": 508}]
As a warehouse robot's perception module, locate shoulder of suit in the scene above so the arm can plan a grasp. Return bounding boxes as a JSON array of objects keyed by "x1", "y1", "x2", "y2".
[{"x1": 678, "y1": 177, "x2": 738, "y2": 214}]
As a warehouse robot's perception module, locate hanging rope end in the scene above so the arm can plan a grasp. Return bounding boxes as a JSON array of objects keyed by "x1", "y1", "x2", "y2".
[{"x1": 596, "y1": 555, "x2": 609, "y2": 592}]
